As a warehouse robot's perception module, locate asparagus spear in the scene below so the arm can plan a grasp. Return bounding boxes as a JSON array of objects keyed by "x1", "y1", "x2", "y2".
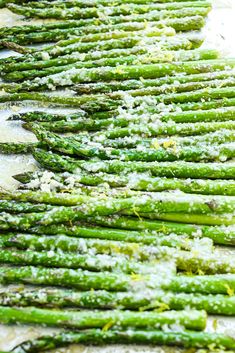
[
  {"x1": 1, "y1": 287, "x2": 234, "y2": 315},
  {"x1": 0, "y1": 17, "x2": 205, "y2": 51},
  {"x1": 3, "y1": 48, "x2": 220, "y2": 82},
  {"x1": 18, "y1": 59, "x2": 235, "y2": 90},
  {"x1": 0, "y1": 266, "x2": 234, "y2": 294},
  {"x1": 24, "y1": 220, "x2": 235, "y2": 246},
  {"x1": 0, "y1": 142, "x2": 36, "y2": 154},
  {"x1": 11, "y1": 329, "x2": 235, "y2": 353},
  {"x1": 6, "y1": 2, "x2": 211, "y2": 20},
  {"x1": 0, "y1": 200, "x2": 51, "y2": 213},
  {"x1": 0, "y1": 231, "x2": 199, "y2": 253},
  {"x1": 3, "y1": 17, "x2": 205, "y2": 49},
  {"x1": 8, "y1": 110, "x2": 87, "y2": 122},
  {"x1": 32, "y1": 148, "x2": 235, "y2": 179},
  {"x1": 0, "y1": 34, "x2": 202, "y2": 65},
  {"x1": 8, "y1": 70, "x2": 233, "y2": 97},
  {"x1": 1, "y1": 243, "x2": 233, "y2": 274},
  {"x1": 2, "y1": 189, "x2": 235, "y2": 214},
  {"x1": 11, "y1": 105, "x2": 235, "y2": 128},
  {"x1": 17, "y1": 0, "x2": 212, "y2": 8},
  {"x1": 36, "y1": 116, "x2": 235, "y2": 136},
  {"x1": 0, "y1": 248, "x2": 165, "y2": 274},
  {"x1": 17, "y1": 169, "x2": 235, "y2": 196},
  {"x1": 2, "y1": 23, "x2": 176, "y2": 47},
  {"x1": 103, "y1": 121, "x2": 235, "y2": 139},
  {"x1": 0, "y1": 306, "x2": 206, "y2": 330},
  {"x1": 20, "y1": 107, "x2": 235, "y2": 136},
  {"x1": 33, "y1": 126, "x2": 235, "y2": 162},
  {"x1": 137, "y1": 212, "x2": 235, "y2": 226},
  {"x1": 90, "y1": 130, "x2": 235, "y2": 149},
  {"x1": 0, "y1": 8, "x2": 211, "y2": 37},
  {"x1": 0, "y1": 93, "x2": 120, "y2": 113}
]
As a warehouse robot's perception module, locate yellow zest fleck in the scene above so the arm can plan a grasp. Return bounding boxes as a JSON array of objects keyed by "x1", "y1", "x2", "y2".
[
  {"x1": 151, "y1": 139, "x2": 160, "y2": 150},
  {"x1": 133, "y1": 206, "x2": 142, "y2": 220},
  {"x1": 163, "y1": 139, "x2": 177, "y2": 149},
  {"x1": 139, "y1": 77, "x2": 145, "y2": 83},
  {"x1": 208, "y1": 343, "x2": 216, "y2": 351},
  {"x1": 110, "y1": 244, "x2": 121, "y2": 254},
  {"x1": 225, "y1": 284, "x2": 234, "y2": 296},
  {"x1": 102, "y1": 320, "x2": 114, "y2": 332},
  {"x1": 212, "y1": 319, "x2": 218, "y2": 330},
  {"x1": 114, "y1": 66, "x2": 125, "y2": 75},
  {"x1": 131, "y1": 273, "x2": 143, "y2": 281},
  {"x1": 159, "y1": 225, "x2": 167, "y2": 234},
  {"x1": 154, "y1": 302, "x2": 170, "y2": 313},
  {"x1": 197, "y1": 269, "x2": 205, "y2": 276},
  {"x1": 90, "y1": 288, "x2": 94, "y2": 292},
  {"x1": 143, "y1": 19, "x2": 148, "y2": 28}
]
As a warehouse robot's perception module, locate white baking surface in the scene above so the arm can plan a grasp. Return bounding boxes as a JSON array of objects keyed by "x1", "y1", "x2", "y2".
[{"x1": 0, "y1": 0, "x2": 235, "y2": 351}]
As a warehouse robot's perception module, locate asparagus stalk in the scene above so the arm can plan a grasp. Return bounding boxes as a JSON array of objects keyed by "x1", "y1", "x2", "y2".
[
  {"x1": 1, "y1": 34, "x2": 202, "y2": 65},
  {"x1": 8, "y1": 110, "x2": 87, "y2": 122},
  {"x1": 0, "y1": 200, "x2": 51, "y2": 213},
  {"x1": 0, "y1": 93, "x2": 120, "y2": 113},
  {"x1": 3, "y1": 48, "x2": 220, "y2": 82},
  {"x1": 36, "y1": 117, "x2": 235, "y2": 136},
  {"x1": 3, "y1": 17, "x2": 205, "y2": 48},
  {"x1": 2, "y1": 189, "x2": 235, "y2": 215},
  {"x1": 138, "y1": 212, "x2": 235, "y2": 226},
  {"x1": 17, "y1": 0, "x2": 212, "y2": 8},
  {"x1": 0, "y1": 287, "x2": 234, "y2": 315},
  {"x1": 33, "y1": 126, "x2": 235, "y2": 162},
  {"x1": 2, "y1": 23, "x2": 176, "y2": 47},
  {"x1": 1, "y1": 242, "x2": 232, "y2": 274},
  {"x1": 21, "y1": 107, "x2": 235, "y2": 136},
  {"x1": 17, "y1": 169, "x2": 235, "y2": 196},
  {"x1": 0, "y1": 231, "x2": 200, "y2": 253},
  {"x1": 0, "y1": 142, "x2": 36, "y2": 154},
  {"x1": 103, "y1": 121, "x2": 235, "y2": 139},
  {"x1": 18, "y1": 59, "x2": 235, "y2": 90},
  {"x1": 0, "y1": 248, "x2": 165, "y2": 274},
  {"x1": 11, "y1": 329, "x2": 235, "y2": 353},
  {"x1": 0, "y1": 8, "x2": 211, "y2": 37},
  {"x1": 90, "y1": 130, "x2": 235, "y2": 149},
  {"x1": 9, "y1": 70, "x2": 234, "y2": 96},
  {"x1": 24, "y1": 220, "x2": 235, "y2": 246},
  {"x1": 0, "y1": 208, "x2": 233, "y2": 233},
  {"x1": 0, "y1": 306, "x2": 206, "y2": 330},
  {"x1": 10, "y1": 103, "x2": 235, "y2": 127},
  {"x1": 6, "y1": 2, "x2": 211, "y2": 19},
  {"x1": 32, "y1": 148, "x2": 235, "y2": 179},
  {"x1": 0, "y1": 17, "x2": 205, "y2": 51},
  {"x1": 0, "y1": 266, "x2": 234, "y2": 294}
]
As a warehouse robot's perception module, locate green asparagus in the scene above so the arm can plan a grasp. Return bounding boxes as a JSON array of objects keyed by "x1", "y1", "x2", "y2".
[
  {"x1": 6, "y1": 2, "x2": 211, "y2": 20},
  {"x1": 17, "y1": 169, "x2": 235, "y2": 195},
  {"x1": 0, "y1": 231, "x2": 200, "y2": 253},
  {"x1": 0, "y1": 266, "x2": 234, "y2": 294},
  {"x1": 25, "y1": 220, "x2": 235, "y2": 246},
  {"x1": 11, "y1": 329, "x2": 235, "y2": 352},
  {"x1": 2, "y1": 189, "x2": 235, "y2": 214},
  {"x1": 0, "y1": 8, "x2": 211, "y2": 37},
  {"x1": 32, "y1": 148, "x2": 235, "y2": 179},
  {"x1": 0, "y1": 287, "x2": 234, "y2": 315},
  {"x1": 0, "y1": 248, "x2": 164, "y2": 273},
  {"x1": 3, "y1": 49, "x2": 220, "y2": 82},
  {"x1": 18, "y1": 60, "x2": 235, "y2": 90},
  {"x1": 0, "y1": 306, "x2": 206, "y2": 330}
]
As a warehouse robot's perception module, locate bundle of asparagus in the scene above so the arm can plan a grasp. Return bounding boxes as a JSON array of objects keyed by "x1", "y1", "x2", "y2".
[{"x1": 0, "y1": 0, "x2": 235, "y2": 352}]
